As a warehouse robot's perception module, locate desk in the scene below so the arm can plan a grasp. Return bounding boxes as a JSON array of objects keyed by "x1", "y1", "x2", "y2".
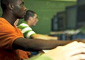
[
  {"x1": 50, "y1": 31, "x2": 67, "y2": 40},
  {"x1": 50, "y1": 30, "x2": 84, "y2": 40},
  {"x1": 50, "y1": 31, "x2": 65, "y2": 35}
]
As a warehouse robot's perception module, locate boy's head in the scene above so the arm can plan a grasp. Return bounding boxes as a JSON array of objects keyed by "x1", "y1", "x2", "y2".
[{"x1": 24, "y1": 10, "x2": 38, "y2": 26}]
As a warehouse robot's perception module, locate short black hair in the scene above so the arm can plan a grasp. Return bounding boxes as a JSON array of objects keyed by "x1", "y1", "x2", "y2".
[
  {"x1": 24, "y1": 10, "x2": 36, "y2": 21},
  {"x1": 1, "y1": 0, "x2": 16, "y2": 11}
]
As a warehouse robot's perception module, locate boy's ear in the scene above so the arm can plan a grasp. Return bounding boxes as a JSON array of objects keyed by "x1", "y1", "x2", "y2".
[{"x1": 9, "y1": 4, "x2": 14, "y2": 10}]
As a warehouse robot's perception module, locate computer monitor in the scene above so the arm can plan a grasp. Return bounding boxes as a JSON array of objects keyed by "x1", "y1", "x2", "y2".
[
  {"x1": 51, "y1": 14, "x2": 58, "y2": 31},
  {"x1": 65, "y1": 6, "x2": 77, "y2": 30},
  {"x1": 77, "y1": 0, "x2": 85, "y2": 28},
  {"x1": 57, "y1": 11, "x2": 66, "y2": 31},
  {"x1": 77, "y1": 0, "x2": 85, "y2": 5},
  {"x1": 51, "y1": 11, "x2": 66, "y2": 31}
]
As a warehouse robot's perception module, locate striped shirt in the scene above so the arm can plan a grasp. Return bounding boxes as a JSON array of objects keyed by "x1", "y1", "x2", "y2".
[{"x1": 18, "y1": 22, "x2": 36, "y2": 38}]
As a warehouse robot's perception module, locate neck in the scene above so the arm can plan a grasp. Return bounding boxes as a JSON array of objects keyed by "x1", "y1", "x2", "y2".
[
  {"x1": 28, "y1": 23, "x2": 31, "y2": 26},
  {"x1": 2, "y1": 10, "x2": 17, "y2": 26},
  {"x1": 26, "y1": 21, "x2": 31, "y2": 26}
]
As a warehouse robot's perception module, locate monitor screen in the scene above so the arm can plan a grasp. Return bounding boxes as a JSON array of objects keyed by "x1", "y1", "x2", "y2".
[
  {"x1": 77, "y1": 4, "x2": 85, "y2": 28},
  {"x1": 51, "y1": 11, "x2": 66, "y2": 31},
  {"x1": 77, "y1": 0, "x2": 85, "y2": 5},
  {"x1": 57, "y1": 12, "x2": 66, "y2": 31},
  {"x1": 51, "y1": 14, "x2": 58, "y2": 31},
  {"x1": 65, "y1": 6, "x2": 77, "y2": 29}
]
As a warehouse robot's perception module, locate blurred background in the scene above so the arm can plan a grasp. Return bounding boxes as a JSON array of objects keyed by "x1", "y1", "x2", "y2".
[{"x1": 0, "y1": 0, "x2": 85, "y2": 40}]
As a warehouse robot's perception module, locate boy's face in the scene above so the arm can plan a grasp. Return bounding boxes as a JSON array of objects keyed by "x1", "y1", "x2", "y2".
[
  {"x1": 32, "y1": 14, "x2": 38, "y2": 26},
  {"x1": 29, "y1": 14, "x2": 38, "y2": 26},
  {"x1": 12, "y1": 0, "x2": 27, "y2": 19}
]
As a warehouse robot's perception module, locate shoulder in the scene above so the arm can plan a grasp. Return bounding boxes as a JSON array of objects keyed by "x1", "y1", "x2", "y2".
[
  {"x1": 0, "y1": 18, "x2": 15, "y2": 32},
  {"x1": 18, "y1": 22, "x2": 32, "y2": 31},
  {"x1": 18, "y1": 23, "x2": 28, "y2": 27}
]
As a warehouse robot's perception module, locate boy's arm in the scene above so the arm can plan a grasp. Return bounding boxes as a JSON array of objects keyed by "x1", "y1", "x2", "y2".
[
  {"x1": 32, "y1": 34, "x2": 58, "y2": 40},
  {"x1": 12, "y1": 37, "x2": 72, "y2": 51}
]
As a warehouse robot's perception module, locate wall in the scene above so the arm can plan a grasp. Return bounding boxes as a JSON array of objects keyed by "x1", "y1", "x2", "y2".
[{"x1": 23, "y1": 0, "x2": 76, "y2": 34}]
